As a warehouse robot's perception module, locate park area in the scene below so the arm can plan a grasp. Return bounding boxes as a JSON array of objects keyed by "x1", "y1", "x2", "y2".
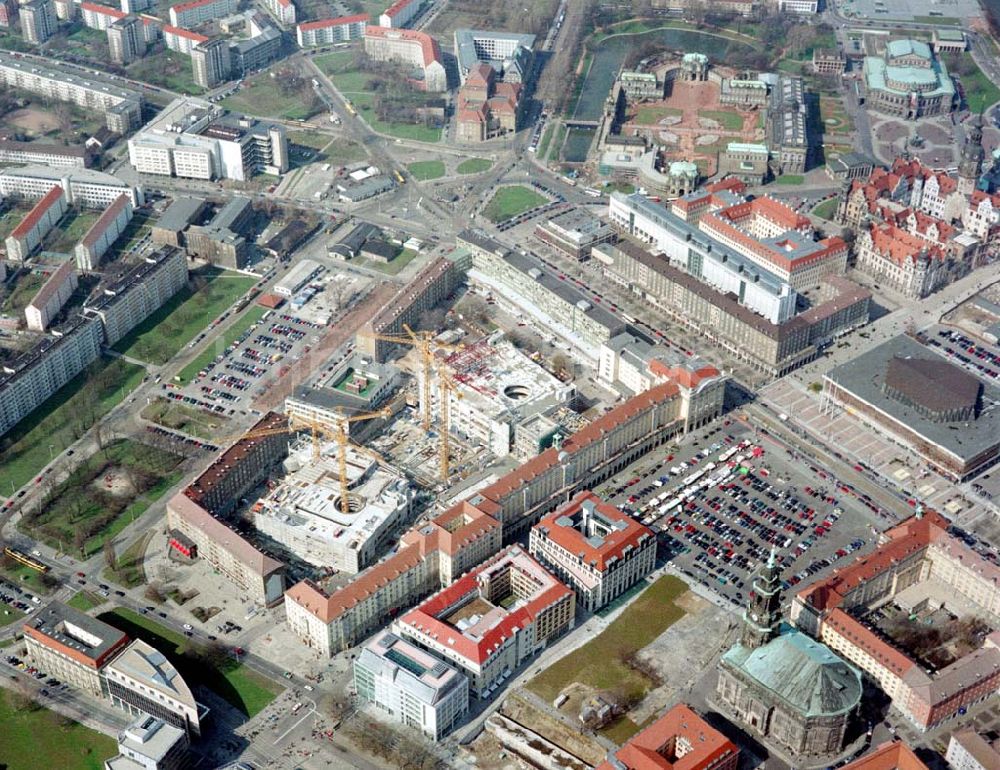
[
  {"x1": 221, "y1": 62, "x2": 318, "y2": 120},
  {"x1": 528, "y1": 575, "x2": 689, "y2": 740},
  {"x1": 457, "y1": 157, "x2": 492, "y2": 174},
  {"x1": 20, "y1": 438, "x2": 184, "y2": 558},
  {"x1": 482, "y1": 185, "x2": 548, "y2": 223},
  {"x1": 142, "y1": 397, "x2": 232, "y2": 439},
  {"x1": 407, "y1": 160, "x2": 445, "y2": 180},
  {"x1": 99, "y1": 608, "x2": 281, "y2": 717},
  {"x1": 112, "y1": 268, "x2": 257, "y2": 365},
  {"x1": 0, "y1": 357, "x2": 145, "y2": 492},
  {"x1": 0, "y1": 689, "x2": 116, "y2": 770}
]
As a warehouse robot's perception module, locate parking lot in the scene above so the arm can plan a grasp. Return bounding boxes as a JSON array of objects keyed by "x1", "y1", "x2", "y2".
[
  {"x1": 599, "y1": 419, "x2": 879, "y2": 609},
  {"x1": 919, "y1": 326, "x2": 1000, "y2": 383}
]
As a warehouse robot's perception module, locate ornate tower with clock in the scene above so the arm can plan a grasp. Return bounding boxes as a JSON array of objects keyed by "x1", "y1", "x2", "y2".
[{"x1": 740, "y1": 547, "x2": 782, "y2": 649}]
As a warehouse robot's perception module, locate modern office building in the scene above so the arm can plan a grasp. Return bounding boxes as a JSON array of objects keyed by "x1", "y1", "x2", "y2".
[
  {"x1": 22, "y1": 601, "x2": 131, "y2": 698},
  {"x1": 108, "y1": 15, "x2": 146, "y2": 65},
  {"x1": 105, "y1": 715, "x2": 189, "y2": 770},
  {"x1": 230, "y1": 15, "x2": 281, "y2": 75},
  {"x1": 20, "y1": 0, "x2": 57, "y2": 43},
  {"x1": 597, "y1": 704, "x2": 740, "y2": 770},
  {"x1": 0, "y1": 52, "x2": 143, "y2": 132},
  {"x1": 453, "y1": 29, "x2": 535, "y2": 85},
  {"x1": 165, "y1": 412, "x2": 289, "y2": 607},
  {"x1": 128, "y1": 97, "x2": 288, "y2": 181},
  {"x1": 295, "y1": 12, "x2": 367, "y2": 47},
  {"x1": 863, "y1": 39, "x2": 955, "y2": 118},
  {"x1": 394, "y1": 546, "x2": 575, "y2": 699},
  {"x1": 104, "y1": 639, "x2": 204, "y2": 737},
  {"x1": 379, "y1": 0, "x2": 423, "y2": 28},
  {"x1": 822, "y1": 335, "x2": 1000, "y2": 481},
  {"x1": 168, "y1": 0, "x2": 237, "y2": 27},
  {"x1": 0, "y1": 140, "x2": 92, "y2": 168},
  {"x1": 26, "y1": 261, "x2": 77, "y2": 332},
  {"x1": 75, "y1": 193, "x2": 133, "y2": 271},
  {"x1": 534, "y1": 207, "x2": 615, "y2": 259},
  {"x1": 776, "y1": 0, "x2": 818, "y2": 13},
  {"x1": 0, "y1": 316, "x2": 103, "y2": 437},
  {"x1": 191, "y1": 38, "x2": 231, "y2": 88},
  {"x1": 5, "y1": 185, "x2": 67, "y2": 261},
  {"x1": 363, "y1": 26, "x2": 446, "y2": 92},
  {"x1": 0, "y1": 166, "x2": 141, "y2": 208},
  {"x1": 83, "y1": 246, "x2": 187, "y2": 346},
  {"x1": 354, "y1": 630, "x2": 469, "y2": 740},
  {"x1": 529, "y1": 491, "x2": 656, "y2": 612}
]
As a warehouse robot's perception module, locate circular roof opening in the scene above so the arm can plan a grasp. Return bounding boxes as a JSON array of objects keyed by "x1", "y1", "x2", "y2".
[{"x1": 503, "y1": 384, "x2": 531, "y2": 400}]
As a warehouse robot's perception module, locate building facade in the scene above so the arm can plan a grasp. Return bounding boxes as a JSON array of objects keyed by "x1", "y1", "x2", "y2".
[
  {"x1": 75, "y1": 193, "x2": 133, "y2": 271},
  {"x1": 529, "y1": 491, "x2": 656, "y2": 612},
  {"x1": 191, "y1": 38, "x2": 231, "y2": 88},
  {"x1": 108, "y1": 15, "x2": 146, "y2": 64},
  {"x1": 363, "y1": 25, "x2": 446, "y2": 92},
  {"x1": 169, "y1": 0, "x2": 238, "y2": 27},
  {"x1": 20, "y1": 0, "x2": 57, "y2": 43},
  {"x1": 5, "y1": 185, "x2": 67, "y2": 261},
  {"x1": 295, "y1": 13, "x2": 367, "y2": 47},
  {"x1": 863, "y1": 39, "x2": 955, "y2": 118},
  {"x1": 354, "y1": 630, "x2": 469, "y2": 740},
  {"x1": 26, "y1": 261, "x2": 77, "y2": 332}
]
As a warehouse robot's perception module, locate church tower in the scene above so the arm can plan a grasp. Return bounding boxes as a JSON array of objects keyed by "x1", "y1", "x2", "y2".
[
  {"x1": 741, "y1": 548, "x2": 783, "y2": 649},
  {"x1": 958, "y1": 113, "x2": 986, "y2": 197}
]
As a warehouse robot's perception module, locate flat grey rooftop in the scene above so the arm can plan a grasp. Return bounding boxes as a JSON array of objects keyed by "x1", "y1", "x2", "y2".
[{"x1": 825, "y1": 334, "x2": 1000, "y2": 461}]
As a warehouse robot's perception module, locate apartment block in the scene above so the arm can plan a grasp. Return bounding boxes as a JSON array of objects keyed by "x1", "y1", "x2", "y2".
[
  {"x1": 26, "y1": 261, "x2": 77, "y2": 332},
  {"x1": 75, "y1": 193, "x2": 133, "y2": 270},
  {"x1": 81, "y1": 1, "x2": 125, "y2": 30},
  {"x1": 0, "y1": 166, "x2": 141, "y2": 209},
  {"x1": 20, "y1": 0, "x2": 57, "y2": 43},
  {"x1": 529, "y1": 491, "x2": 656, "y2": 612},
  {"x1": 363, "y1": 26, "x2": 446, "y2": 92},
  {"x1": 379, "y1": 0, "x2": 423, "y2": 27},
  {"x1": 295, "y1": 13, "x2": 367, "y2": 47},
  {"x1": 162, "y1": 24, "x2": 209, "y2": 54},
  {"x1": 354, "y1": 630, "x2": 469, "y2": 740},
  {"x1": 266, "y1": 0, "x2": 295, "y2": 25},
  {"x1": 83, "y1": 246, "x2": 187, "y2": 347},
  {"x1": 191, "y1": 38, "x2": 231, "y2": 88},
  {"x1": 4, "y1": 185, "x2": 67, "y2": 261},
  {"x1": 0, "y1": 140, "x2": 92, "y2": 168},
  {"x1": 169, "y1": 0, "x2": 238, "y2": 28},
  {"x1": 0, "y1": 51, "x2": 144, "y2": 132},
  {"x1": 0, "y1": 316, "x2": 103, "y2": 437},
  {"x1": 108, "y1": 15, "x2": 146, "y2": 65}
]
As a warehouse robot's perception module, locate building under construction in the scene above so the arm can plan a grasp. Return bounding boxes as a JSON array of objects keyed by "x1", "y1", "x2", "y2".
[{"x1": 252, "y1": 440, "x2": 412, "y2": 574}]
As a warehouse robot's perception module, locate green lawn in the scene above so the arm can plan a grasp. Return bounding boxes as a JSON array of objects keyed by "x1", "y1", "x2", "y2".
[
  {"x1": 142, "y1": 398, "x2": 232, "y2": 439},
  {"x1": 775, "y1": 174, "x2": 805, "y2": 185},
  {"x1": 0, "y1": 201, "x2": 32, "y2": 241},
  {"x1": 635, "y1": 105, "x2": 683, "y2": 126},
  {"x1": 699, "y1": 109, "x2": 744, "y2": 131},
  {"x1": 0, "y1": 604, "x2": 25, "y2": 627},
  {"x1": 0, "y1": 267, "x2": 45, "y2": 316},
  {"x1": 0, "y1": 559, "x2": 55, "y2": 596},
  {"x1": 914, "y1": 15, "x2": 960, "y2": 24},
  {"x1": 0, "y1": 689, "x2": 116, "y2": 770},
  {"x1": 356, "y1": 247, "x2": 419, "y2": 276},
  {"x1": 67, "y1": 591, "x2": 102, "y2": 612},
  {"x1": 407, "y1": 160, "x2": 445, "y2": 180},
  {"x1": 945, "y1": 53, "x2": 1000, "y2": 112},
  {"x1": 315, "y1": 52, "x2": 373, "y2": 93},
  {"x1": 812, "y1": 198, "x2": 839, "y2": 221},
  {"x1": 528, "y1": 576, "x2": 688, "y2": 703},
  {"x1": 176, "y1": 305, "x2": 267, "y2": 384},
  {"x1": 483, "y1": 186, "x2": 548, "y2": 223},
  {"x1": 819, "y1": 98, "x2": 852, "y2": 135},
  {"x1": 99, "y1": 608, "x2": 282, "y2": 717},
  {"x1": 546, "y1": 124, "x2": 567, "y2": 161},
  {"x1": 44, "y1": 209, "x2": 100, "y2": 254},
  {"x1": 103, "y1": 533, "x2": 150, "y2": 589},
  {"x1": 20, "y1": 439, "x2": 184, "y2": 558},
  {"x1": 354, "y1": 100, "x2": 442, "y2": 142},
  {"x1": 126, "y1": 51, "x2": 203, "y2": 95},
  {"x1": 536, "y1": 124, "x2": 556, "y2": 158},
  {"x1": 112, "y1": 269, "x2": 257, "y2": 365},
  {"x1": 456, "y1": 157, "x2": 492, "y2": 175},
  {"x1": 605, "y1": 181, "x2": 635, "y2": 194},
  {"x1": 0, "y1": 357, "x2": 145, "y2": 492},
  {"x1": 288, "y1": 131, "x2": 333, "y2": 150},
  {"x1": 221, "y1": 76, "x2": 314, "y2": 120}
]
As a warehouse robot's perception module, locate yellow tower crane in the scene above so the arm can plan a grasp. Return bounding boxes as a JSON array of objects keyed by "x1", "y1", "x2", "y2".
[
  {"x1": 359, "y1": 324, "x2": 464, "y2": 430},
  {"x1": 215, "y1": 407, "x2": 390, "y2": 514},
  {"x1": 435, "y1": 363, "x2": 464, "y2": 483}
]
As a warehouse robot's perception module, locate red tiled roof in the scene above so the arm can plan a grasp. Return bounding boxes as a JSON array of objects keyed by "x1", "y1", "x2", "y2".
[
  {"x1": 171, "y1": 0, "x2": 227, "y2": 14},
  {"x1": 364, "y1": 25, "x2": 441, "y2": 68},
  {"x1": 382, "y1": 0, "x2": 418, "y2": 18},
  {"x1": 80, "y1": 193, "x2": 129, "y2": 249},
  {"x1": 297, "y1": 12, "x2": 368, "y2": 31},
  {"x1": 11, "y1": 186, "x2": 64, "y2": 239},
  {"x1": 163, "y1": 23, "x2": 209, "y2": 42},
  {"x1": 865, "y1": 222, "x2": 945, "y2": 266},
  {"x1": 825, "y1": 609, "x2": 916, "y2": 677},
  {"x1": 397, "y1": 547, "x2": 572, "y2": 666},
  {"x1": 534, "y1": 491, "x2": 654, "y2": 572},
  {"x1": 28, "y1": 261, "x2": 75, "y2": 313},
  {"x1": 840, "y1": 741, "x2": 928, "y2": 770},
  {"x1": 597, "y1": 704, "x2": 739, "y2": 770},
  {"x1": 81, "y1": 1, "x2": 126, "y2": 18}
]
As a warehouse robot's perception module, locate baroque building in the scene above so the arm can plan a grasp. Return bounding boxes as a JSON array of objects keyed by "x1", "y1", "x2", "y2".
[{"x1": 716, "y1": 551, "x2": 862, "y2": 757}]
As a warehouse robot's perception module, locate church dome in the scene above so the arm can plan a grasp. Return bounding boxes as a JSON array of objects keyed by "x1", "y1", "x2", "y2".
[{"x1": 722, "y1": 626, "x2": 862, "y2": 718}]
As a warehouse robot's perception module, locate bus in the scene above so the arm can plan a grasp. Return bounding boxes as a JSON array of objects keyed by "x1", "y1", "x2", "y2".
[
  {"x1": 719, "y1": 446, "x2": 739, "y2": 463},
  {"x1": 583, "y1": 187, "x2": 602, "y2": 198},
  {"x1": 343, "y1": 101, "x2": 357, "y2": 117},
  {"x1": 682, "y1": 468, "x2": 706, "y2": 488},
  {"x1": 393, "y1": 169, "x2": 405, "y2": 184}
]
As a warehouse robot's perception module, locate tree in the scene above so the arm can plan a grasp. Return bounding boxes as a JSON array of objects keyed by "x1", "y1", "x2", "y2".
[{"x1": 103, "y1": 541, "x2": 117, "y2": 571}]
